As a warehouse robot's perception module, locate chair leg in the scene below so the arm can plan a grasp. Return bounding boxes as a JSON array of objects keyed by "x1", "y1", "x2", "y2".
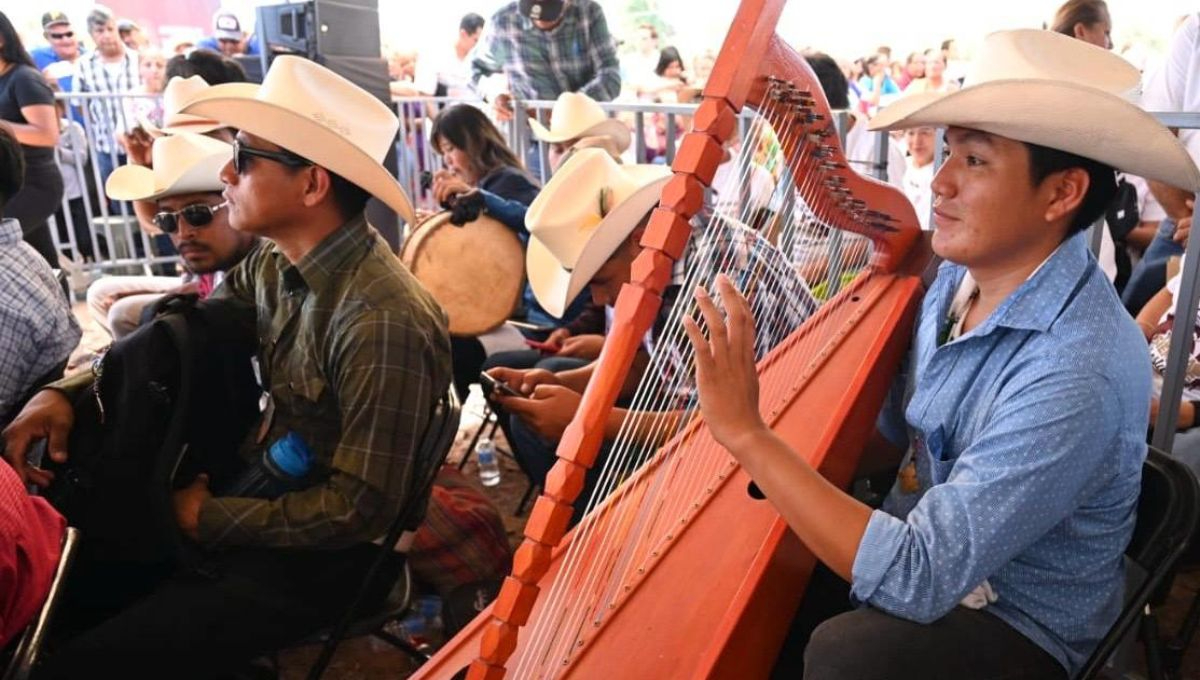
[
  {"x1": 1144, "y1": 605, "x2": 1167, "y2": 680},
  {"x1": 515, "y1": 480, "x2": 539, "y2": 517},
  {"x1": 1162, "y1": 587, "x2": 1200, "y2": 677},
  {"x1": 458, "y1": 405, "x2": 493, "y2": 471}
]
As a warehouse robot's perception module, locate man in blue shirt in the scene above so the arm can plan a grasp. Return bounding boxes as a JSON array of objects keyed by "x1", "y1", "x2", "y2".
[
  {"x1": 30, "y1": 11, "x2": 84, "y2": 105},
  {"x1": 685, "y1": 30, "x2": 1200, "y2": 680}
]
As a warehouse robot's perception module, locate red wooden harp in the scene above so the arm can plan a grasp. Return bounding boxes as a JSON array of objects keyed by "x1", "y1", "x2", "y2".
[{"x1": 414, "y1": 0, "x2": 931, "y2": 677}]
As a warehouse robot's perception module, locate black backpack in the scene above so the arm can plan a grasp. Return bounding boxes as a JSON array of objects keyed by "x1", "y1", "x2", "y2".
[{"x1": 43, "y1": 295, "x2": 262, "y2": 568}]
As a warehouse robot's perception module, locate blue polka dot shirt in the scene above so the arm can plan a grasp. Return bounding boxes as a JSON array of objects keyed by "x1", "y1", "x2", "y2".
[{"x1": 853, "y1": 232, "x2": 1151, "y2": 676}]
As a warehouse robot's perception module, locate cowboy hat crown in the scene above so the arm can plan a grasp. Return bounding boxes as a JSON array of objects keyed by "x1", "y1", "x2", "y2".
[
  {"x1": 530, "y1": 92, "x2": 632, "y2": 152},
  {"x1": 105, "y1": 132, "x2": 230, "y2": 202},
  {"x1": 525, "y1": 148, "x2": 670, "y2": 317},
  {"x1": 178, "y1": 55, "x2": 416, "y2": 224},
  {"x1": 871, "y1": 29, "x2": 1200, "y2": 192},
  {"x1": 143, "y1": 76, "x2": 256, "y2": 137}
]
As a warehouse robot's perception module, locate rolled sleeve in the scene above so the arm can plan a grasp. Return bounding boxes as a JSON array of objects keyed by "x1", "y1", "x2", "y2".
[{"x1": 849, "y1": 365, "x2": 1128, "y2": 623}]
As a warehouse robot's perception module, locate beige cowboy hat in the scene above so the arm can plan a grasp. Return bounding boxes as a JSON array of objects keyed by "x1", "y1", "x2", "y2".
[
  {"x1": 529, "y1": 92, "x2": 632, "y2": 152},
  {"x1": 141, "y1": 76, "x2": 257, "y2": 137},
  {"x1": 177, "y1": 55, "x2": 416, "y2": 224},
  {"x1": 870, "y1": 29, "x2": 1200, "y2": 192},
  {"x1": 105, "y1": 132, "x2": 229, "y2": 201},
  {"x1": 525, "y1": 148, "x2": 671, "y2": 318}
]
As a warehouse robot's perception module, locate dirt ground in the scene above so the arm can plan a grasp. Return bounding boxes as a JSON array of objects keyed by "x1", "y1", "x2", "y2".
[{"x1": 65, "y1": 303, "x2": 1200, "y2": 680}]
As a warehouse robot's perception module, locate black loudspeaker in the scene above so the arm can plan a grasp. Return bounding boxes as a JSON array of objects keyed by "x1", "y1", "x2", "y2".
[{"x1": 255, "y1": 0, "x2": 401, "y2": 248}]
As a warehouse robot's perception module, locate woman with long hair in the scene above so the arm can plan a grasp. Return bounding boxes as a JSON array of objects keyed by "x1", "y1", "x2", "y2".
[
  {"x1": 430, "y1": 103, "x2": 538, "y2": 206},
  {"x1": 428, "y1": 104, "x2": 544, "y2": 400},
  {"x1": 0, "y1": 10, "x2": 63, "y2": 265}
]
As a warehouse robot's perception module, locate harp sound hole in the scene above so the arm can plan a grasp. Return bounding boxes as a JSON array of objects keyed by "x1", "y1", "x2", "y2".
[
  {"x1": 852, "y1": 296, "x2": 862, "y2": 302},
  {"x1": 747, "y1": 481, "x2": 767, "y2": 500}
]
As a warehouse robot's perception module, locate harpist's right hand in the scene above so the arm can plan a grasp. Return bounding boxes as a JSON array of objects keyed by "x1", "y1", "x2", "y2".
[{"x1": 1, "y1": 389, "x2": 74, "y2": 487}]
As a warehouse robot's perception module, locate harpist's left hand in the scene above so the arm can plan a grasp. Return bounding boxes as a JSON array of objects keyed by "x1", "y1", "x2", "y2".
[
  {"x1": 173, "y1": 474, "x2": 212, "y2": 541},
  {"x1": 684, "y1": 275, "x2": 769, "y2": 452}
]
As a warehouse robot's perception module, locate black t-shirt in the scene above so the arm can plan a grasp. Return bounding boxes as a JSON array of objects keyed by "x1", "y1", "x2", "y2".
[{"x1": 0, "y1": 64, "x2": 56, "y2": 166}]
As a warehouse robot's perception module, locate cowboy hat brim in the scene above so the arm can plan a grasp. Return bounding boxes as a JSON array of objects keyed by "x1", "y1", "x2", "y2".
[
  {"x1": 105, "y1": 152, "x2": 228, "y2": 202},
  {"x1": 530, "y1": 116, "x2": 632, "y2": 151},
  {"x1": 141, "y1": 114, "x2": 223, "y2": 138},
  {"x1": 526, "y1": 173, "x2": 670, "y2": 318},
  {"x1": 180, "y1": 84, "x2": 417, "y2": 225},
  {"x1": 870, "y1": 79, "x2": 1200, "y2": 192}
]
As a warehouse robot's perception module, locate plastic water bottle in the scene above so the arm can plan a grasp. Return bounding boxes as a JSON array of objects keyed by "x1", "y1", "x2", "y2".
[{"x1": 476, "y1": 437, "x2": 501, "y2": 487}]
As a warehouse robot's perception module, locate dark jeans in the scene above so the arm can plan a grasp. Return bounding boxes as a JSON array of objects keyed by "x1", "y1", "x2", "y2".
[
  {"x1": 37, "y1": 544, "x2": 402, "y2": 680},
  {"x1": 1122, "y1": 218, "x2": 1183, "y2": 315},
  {"x1": 8, "y1": 160, "x2": 65, "y2": 266},
  {"x1": 773, "y1": 566, "x2": 1066, "y2": 680}
]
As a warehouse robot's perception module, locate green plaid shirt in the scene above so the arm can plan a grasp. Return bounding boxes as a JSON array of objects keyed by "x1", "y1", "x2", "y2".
[
  {"x1": 200, "y1": 215, "x2": 451, "y2": 550},
  {"x1": 471, "y1": 0, "x2": 621, "y2": 101}
]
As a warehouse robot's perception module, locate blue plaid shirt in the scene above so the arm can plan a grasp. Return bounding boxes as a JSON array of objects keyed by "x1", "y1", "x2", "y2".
[
  {"x1": 0, "y1": 219, "x2": 80, "y2": 425},
  {"x1": 471, "y1": 0, "x2": 621, "y2": 101},
  {"x1": 859, "y1": 232, "x2": 1149, "y2": 676}
]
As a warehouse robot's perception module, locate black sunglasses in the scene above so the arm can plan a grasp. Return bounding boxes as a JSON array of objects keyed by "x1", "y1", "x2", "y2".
[
  {"x1": 232, "y1": 139, "x2": 311, "y2": 175},
  {"x1": 48, "y1": 31, "x2": 74, "y2": 39},
  {"x1": 153, "y1": 202, "x2": 226, "y2": 234}
]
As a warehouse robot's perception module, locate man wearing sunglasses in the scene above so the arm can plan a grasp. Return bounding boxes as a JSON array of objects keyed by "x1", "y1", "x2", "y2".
[
  {"x1": 2, "y1": 57, "x2": 450, "y2": 677},
  {"x1": 31, "y1": 12, "x2": 84, "y2": 124},
  {"x1": 85, "y1": 133, "x2": 257, "y2": 338}
]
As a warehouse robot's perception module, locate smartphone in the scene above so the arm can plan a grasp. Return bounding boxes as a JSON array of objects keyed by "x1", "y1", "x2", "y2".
[
  {"x1": 506, "y1": 320, "x2": 556, "y2": 333},
  {"x1": 524, "y1": 338, "x2": 560, "y2": 354},
  {"x1": 479, "y1": 372, "x2": 521, "y2": 398}
]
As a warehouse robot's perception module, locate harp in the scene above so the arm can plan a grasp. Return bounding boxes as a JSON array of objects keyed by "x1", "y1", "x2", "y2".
[{"x1": 414, "y1": 0, "x2": 931, "y2": 677}]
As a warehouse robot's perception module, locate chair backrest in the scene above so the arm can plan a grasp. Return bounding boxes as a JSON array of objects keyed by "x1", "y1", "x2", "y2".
[
  {"x1": 3, "y1": 527, "x2": 81, "y2": 680},
  {"x1": 1076, "y1": 446, "x2": 1200, "y2": 679},
  {"x1": 305, "y1": 388, "x2": 461, "y2": 680}
]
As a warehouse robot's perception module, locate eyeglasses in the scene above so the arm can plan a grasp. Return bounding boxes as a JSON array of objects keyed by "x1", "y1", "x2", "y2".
[
  {"x1": 153, "y1": 202, "x2": 226, "y2": 234},
  {"x1": 48, "y1": 31, "x2": 74, "y2": 39},
  {"x1": 232, "y1": 139, "x2": 311, "y2": 175}
]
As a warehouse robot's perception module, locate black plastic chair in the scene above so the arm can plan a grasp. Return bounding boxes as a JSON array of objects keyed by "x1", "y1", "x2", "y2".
[
  {"x1": 1076, "y1": 447, "x2": 1200, "y2": 679},
  {"x1": 2, "y1": 527, "x2": 81, "y2": 680},
  {"x1": 305, "y1": 389, "x2": 461, "y2": 680}
]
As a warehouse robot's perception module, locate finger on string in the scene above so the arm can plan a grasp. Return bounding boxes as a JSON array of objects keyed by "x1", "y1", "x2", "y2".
[
  {"x1": 682, "y1": 316, "x2": 714, "y2": 384},
  {"x1": 692, "y1": 284, "x2": 728, "y2": 355},
  {"x1": 715, "y1": 274, "x2": 757, "y2": 362}
]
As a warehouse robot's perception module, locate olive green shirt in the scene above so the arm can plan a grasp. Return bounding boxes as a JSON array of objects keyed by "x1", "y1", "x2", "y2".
[{"x1": 198, "y1": 215, "x2": 451, "y2": 549}]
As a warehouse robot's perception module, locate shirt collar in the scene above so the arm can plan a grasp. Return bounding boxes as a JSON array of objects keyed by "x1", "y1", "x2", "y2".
[
  {"x1": 0, "y1": 218, "x2": 22, "y2": 245},
  {"x1": 283, "y1": 213, "x2": 373, "y2": 294},
  {"x1": 945, "y1": 230, "x2": 1091, "y2": 337}
]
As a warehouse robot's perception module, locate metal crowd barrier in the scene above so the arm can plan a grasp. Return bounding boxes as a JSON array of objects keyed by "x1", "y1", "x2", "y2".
[
  {"x1": 42, "y1": 91, "x2": 1200, "y2": 457},
  {"x1": 48, "y1": 91, "x2": 174, "y2": 289}
]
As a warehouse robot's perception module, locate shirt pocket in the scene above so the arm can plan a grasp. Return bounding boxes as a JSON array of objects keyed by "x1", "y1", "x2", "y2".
[
  {"x1": 921, "y1": 425, "x2": 956, "y2": 485},
  {"x1": 286, "y1": 375, "x2": 327, "y2": 419}
]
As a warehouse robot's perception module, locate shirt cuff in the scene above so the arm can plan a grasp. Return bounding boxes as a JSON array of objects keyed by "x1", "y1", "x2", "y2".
[
  {"x1": 849, "y1": 509, "x2": 909, "y2": 604},
  {"x1": 195, "y1": 497, "x2": 249, "y2": 548}
]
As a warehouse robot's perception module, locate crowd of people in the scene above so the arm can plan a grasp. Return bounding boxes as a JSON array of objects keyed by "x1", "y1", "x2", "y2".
[{"x1": 0, "y1": 0, "x2": 1198, "y2": 678}]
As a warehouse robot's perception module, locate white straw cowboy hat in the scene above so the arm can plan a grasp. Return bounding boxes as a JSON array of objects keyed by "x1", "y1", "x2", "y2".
[
  {"x1": 870, "y1": 29, "x2": 1200, "y2": 192},
  {"x1": 529, "y1": 92, "x2": 632, "y2": 152},
  {"x1": 525, "y1": 148, "x2": 671, "y2": 318},
  {"x1": 178, "y1": 55, "x2": 416, "y2": 224},
  {"x1": 141, "y1": 76, "x2": 257, "y2": 137},
  {"x1": 105, "y1": 132, "x2": 230, "y2": 201}
]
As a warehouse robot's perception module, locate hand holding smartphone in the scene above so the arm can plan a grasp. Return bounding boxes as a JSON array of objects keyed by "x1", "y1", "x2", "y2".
[{"x1": 479, "y1": 372, "x2": 521, "y2": 398}]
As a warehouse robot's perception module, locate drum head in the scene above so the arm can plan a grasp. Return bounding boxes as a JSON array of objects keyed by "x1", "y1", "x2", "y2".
[{"x1": 400, "y1": 212, "x2": 526, "y2": 336}]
